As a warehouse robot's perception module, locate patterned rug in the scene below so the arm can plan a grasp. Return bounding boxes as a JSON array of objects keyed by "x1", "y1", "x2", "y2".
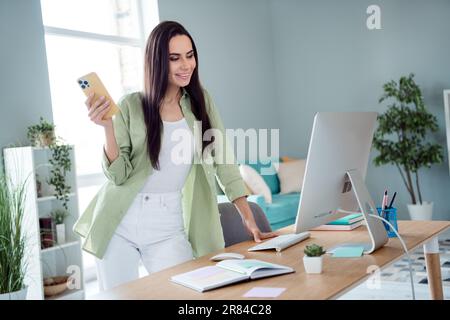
[{"x1": 379, "y1": 230, "x2": 450, "y2": 286}]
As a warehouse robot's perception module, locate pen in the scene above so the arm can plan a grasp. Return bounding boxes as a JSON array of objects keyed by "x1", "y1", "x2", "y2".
[
  {"x1": 381, "y1": 190, "x2": 387, "y2": 217},
  {"x1": 388, "y1": 192, "x2": 397, "y2": 209},
  {"x1": 384, "y1": 194, "x2": 389, "y2": 210}
]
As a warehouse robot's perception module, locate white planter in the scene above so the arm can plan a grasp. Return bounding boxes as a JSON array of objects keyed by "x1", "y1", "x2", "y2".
[
  {"x1": 0, "y1": 286, "x2": 28, "y2": 300},
  {"x1": 407, "y1": 201, "x2": 433, "y2": 221},
  {"x1": 56, "y1": 223, "x2": 66, "y2": 244},
  {"x1": 46, "y1": 184, "x2": 56, "y2": 196},
  {"x1": 303, "y1": 256, "x2": 323, "y2": 274}
]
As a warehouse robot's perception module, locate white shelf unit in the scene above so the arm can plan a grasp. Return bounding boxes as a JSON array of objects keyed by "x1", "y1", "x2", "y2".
[
  {"x1": 40, "y1": 240, "x2": 80, "y2": 255},
  {"x1": 37, "y1": 193, "x2": 76, "y2": 203},
  {"x1": 3, "y1": 146, "x2": 85, "y2": 300}
]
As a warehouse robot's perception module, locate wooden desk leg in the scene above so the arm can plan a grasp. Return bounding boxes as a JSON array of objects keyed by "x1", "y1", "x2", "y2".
[{"x1": 423, "y1": 237, "x2": 443, "y2": 300}]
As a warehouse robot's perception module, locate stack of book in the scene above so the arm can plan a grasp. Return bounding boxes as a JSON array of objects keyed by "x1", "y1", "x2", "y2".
[{"x1": 311, "y1": 213, "x2": 363, "y2": 231}]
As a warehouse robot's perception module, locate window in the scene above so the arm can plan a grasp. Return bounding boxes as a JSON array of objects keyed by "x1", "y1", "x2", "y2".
[
  {"x1": 40, "y1": 0, "x2": 159, "y2": 289},
  {"x1": 41, "y1": 0, "x2": 142, "y2": 38}
]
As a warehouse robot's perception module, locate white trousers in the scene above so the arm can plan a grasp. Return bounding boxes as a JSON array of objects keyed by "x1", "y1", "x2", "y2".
[{"x1": 95, "y1": 192, "x2": 193, "y2": 291}]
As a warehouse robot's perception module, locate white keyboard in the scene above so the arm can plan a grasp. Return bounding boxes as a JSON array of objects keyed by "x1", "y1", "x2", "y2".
[{"x1": 248, "y1": 232, "x2": 311, "y2": 252}]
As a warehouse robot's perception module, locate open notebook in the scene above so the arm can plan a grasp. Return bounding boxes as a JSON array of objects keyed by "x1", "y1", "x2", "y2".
[{"x1": 170, "y1": 259, "x2": 294, "y2": 292}]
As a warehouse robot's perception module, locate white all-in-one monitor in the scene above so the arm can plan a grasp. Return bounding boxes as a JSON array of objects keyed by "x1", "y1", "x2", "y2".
[{"x1": 294, "y1": 112, "x2": 388, "y2": 254}]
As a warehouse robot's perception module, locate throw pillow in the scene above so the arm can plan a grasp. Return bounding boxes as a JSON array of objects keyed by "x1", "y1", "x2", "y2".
[
  {"x1": 276, "y1": 159, "x2": 306, "y2": 194},
  {"x1": 246, "y1": 160, "x2": 280, "y2": 194},
  {"x1": 239, "y1": 164, "x2": 272, "y2": 203}
]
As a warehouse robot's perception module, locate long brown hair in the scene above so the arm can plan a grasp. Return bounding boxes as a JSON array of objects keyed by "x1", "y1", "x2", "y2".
[{"x1": 142, "y1": 21, "x2": 212, "y2": 170}]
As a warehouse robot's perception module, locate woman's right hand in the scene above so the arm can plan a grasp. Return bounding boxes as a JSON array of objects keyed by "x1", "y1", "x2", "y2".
[{"x1": 85, "y1": 93, "x2": 113, "y2": 128}]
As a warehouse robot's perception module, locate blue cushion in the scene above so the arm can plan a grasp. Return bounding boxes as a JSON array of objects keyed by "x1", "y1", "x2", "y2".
[
  {"x1": 217, "y1": 192, "x2": 300, "y2": 231},
  {"x1": 257, "y1": 193, "x2": 300, "y2": 230},
  {"x1": 245, "y1": 160, "x2": 280, "y2": 194}
]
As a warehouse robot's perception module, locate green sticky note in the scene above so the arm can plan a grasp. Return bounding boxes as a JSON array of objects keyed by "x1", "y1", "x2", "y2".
[{"x1": 332, "y1": 246, "x2": 364, "y2": 258}]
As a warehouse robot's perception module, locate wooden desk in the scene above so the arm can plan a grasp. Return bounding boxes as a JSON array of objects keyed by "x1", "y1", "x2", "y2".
[{"x1": 92, "y1": 221, "x2": 449, "y2": 300}]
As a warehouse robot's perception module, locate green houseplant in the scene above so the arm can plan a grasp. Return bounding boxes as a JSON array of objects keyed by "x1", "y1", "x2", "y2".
[
  {"x1": 47, "y1": 142, "x2": 72, "y2": 211},
  {"x1": 0, "y1": 173, "x2": 28, "y2": 299},
  {"x1": 27, "y1": 117, "x2": 56, "y2": 148},
  {"x1": 50, "y1": 209, "x2": 69, "y2": 225},
  {"x1": 303, "y1": 244, "x2": 326, "y2": 274},
  {"x1": 27, "y1": 117, "x2": 73, "y2": 209},
  {"x1": 373, "y1": 74, "x2": 443, "y2": 220}
]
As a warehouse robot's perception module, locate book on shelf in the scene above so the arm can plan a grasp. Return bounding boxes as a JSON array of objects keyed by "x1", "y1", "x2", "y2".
[
  {"x1": 327, "y1": 213, "x2": 363, "y2": 225},
  {"x1": 39, "y1": 217, "x2": 56, "y2": 249},
  {"x1": 170, "y1": 259, "x2": 294, "y2": 292},
  {"x1": 311, "y1": 220, "x2": 363, "y2": 231}
]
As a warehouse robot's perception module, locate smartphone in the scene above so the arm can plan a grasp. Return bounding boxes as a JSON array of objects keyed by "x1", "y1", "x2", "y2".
[{"x1": 77, "y1": 72, "x2": 119, "y2": 119}]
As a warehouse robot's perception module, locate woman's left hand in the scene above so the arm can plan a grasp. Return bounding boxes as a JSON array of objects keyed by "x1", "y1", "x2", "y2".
[{"x1": 243, "y1": 219, "x2": 279, "y2": 243}]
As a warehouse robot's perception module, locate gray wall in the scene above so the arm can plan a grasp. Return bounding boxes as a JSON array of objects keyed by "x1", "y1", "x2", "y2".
[
  {"x1": 270, "y1": 0, "x2": 450, "y2": 220},
  {"x1": 158, "y1": 0, "x2": 279, "y2": 132},
  {"x1": 159, "y1": 0, "x2": 450, "y2": 220},
  {"x1": 0, "y1": 0, "x2": 54, "y2": 171}
]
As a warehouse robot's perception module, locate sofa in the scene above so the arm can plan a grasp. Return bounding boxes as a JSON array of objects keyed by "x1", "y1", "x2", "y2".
[{"x1": 217, "y1": 158, "x2": 301, "y2": 231}]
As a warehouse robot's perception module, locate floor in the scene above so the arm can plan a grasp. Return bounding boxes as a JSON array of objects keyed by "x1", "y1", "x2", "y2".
[
  {"x1": 85, "y1": 265, "x2": 148, "y2": 298},
  {"x1": 339, "y1": 229, "x2": 450, "y2": 300},
  {"x1": 85, "y1": 230, "x2": 450, "y2": 300}
]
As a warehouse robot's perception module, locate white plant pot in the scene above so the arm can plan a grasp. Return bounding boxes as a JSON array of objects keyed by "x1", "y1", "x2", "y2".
[
  {"x1": 303, "y1": 256, "x2": 323, "y2": 274},
  {"x1": 45, "y1": 184, "x2": 56, "y2": 197},
  {"x1": 0, "y1": 286, "x2": 28, "y2": 300},
  {"x1": 407, "y1": 201, "x2": 433, "y2": 221},
  {"x1": 56, "y1": 223, "x2": 66, "y2": 244}
]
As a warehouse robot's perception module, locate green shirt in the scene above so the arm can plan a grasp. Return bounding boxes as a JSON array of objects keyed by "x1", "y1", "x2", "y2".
[{"x1": 73, "y1": 88, "x2": 248, "y2": 259}]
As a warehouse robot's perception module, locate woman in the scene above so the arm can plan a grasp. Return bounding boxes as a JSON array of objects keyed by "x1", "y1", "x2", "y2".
[{"x1": 73, "y1": 21, "x2": 276, "y2": 291}]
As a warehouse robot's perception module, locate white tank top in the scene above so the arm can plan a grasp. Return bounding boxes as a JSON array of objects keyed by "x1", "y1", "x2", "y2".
[{"x1": 139, "y1": 118, "x2": 194, "y2": 193}]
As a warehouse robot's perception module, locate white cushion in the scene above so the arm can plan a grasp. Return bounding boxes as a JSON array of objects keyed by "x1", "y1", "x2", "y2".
[
  {"x1": 239, "y1": 164, "x2": 272, "y2": 204},
  {"x1": 276, "y1": 159, "x2": 306, "y2": 194}
]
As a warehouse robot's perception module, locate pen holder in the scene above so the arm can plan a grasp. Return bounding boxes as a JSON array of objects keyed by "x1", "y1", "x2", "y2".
[{"x1": 376, "y1": 207, "x2": 398, "y2": 238}]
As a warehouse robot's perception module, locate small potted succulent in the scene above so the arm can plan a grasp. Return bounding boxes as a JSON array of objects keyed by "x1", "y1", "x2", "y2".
[
  {"x1": 27, "y1": 117, "x2": 56, "y2": 148},
  {"x1": 303, "y1": 244, "x2": 326, "y2": 274},
  {"x1": 50, "y1": 209, "x2": 69, "y2": 245}
]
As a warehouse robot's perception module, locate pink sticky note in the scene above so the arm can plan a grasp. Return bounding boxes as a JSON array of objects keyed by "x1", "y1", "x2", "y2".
[{"x1": 243, "y1": 287, "x2": 286, "y2": 298}]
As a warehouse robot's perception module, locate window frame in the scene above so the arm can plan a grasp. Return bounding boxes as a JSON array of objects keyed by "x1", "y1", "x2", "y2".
[{"x1": 41, "y1": 0, "x2": 158, "y2": 189}]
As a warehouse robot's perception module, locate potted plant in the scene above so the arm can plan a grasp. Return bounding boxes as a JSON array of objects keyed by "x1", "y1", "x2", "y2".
[
  {"x1": 303, "y1": 244, "x2": 326, "y2": 274},
  {"x1": 0, "y1": 174, "x2": 28, "y2": 300},
  {"x1": 27, "y1": 117, "x2": 56, "y2": 148},
  {"x1": 48, "y1": 142, "x2": 72, "y2": 210},
  {"x1": 50, "y1": 209, "x2": 69, "y2": 245},
  {"x1": 373, "y1": 74, "x2": 443, "y2": 220}
]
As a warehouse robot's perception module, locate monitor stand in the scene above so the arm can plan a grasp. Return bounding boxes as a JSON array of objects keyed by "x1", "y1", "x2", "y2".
[{"x1": 334, "y1": 169, "x2": 389, "y2": 254}]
